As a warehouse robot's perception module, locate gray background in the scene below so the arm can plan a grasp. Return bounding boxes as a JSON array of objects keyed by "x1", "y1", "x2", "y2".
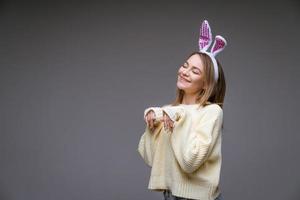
[{"x1": 1, "y1": 1, "x2": 299, "y2": 200}]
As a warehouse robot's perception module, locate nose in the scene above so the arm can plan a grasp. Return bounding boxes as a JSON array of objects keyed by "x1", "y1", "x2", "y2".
[{"x1": 182, "y1": 68, "x2": 190, "y2": 77}]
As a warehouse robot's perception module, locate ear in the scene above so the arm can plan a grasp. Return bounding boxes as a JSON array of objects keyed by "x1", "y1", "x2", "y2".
[
  {"x1": 211, "y1": 35, "x2": 227, "y2": 57},
  {"x1": 198, "y1": 20, "x2": 213, "y2": 52}
]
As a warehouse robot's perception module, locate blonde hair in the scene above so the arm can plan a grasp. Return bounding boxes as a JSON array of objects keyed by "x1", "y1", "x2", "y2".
[{"x1": 171, "y1": 52, "x2": 226, "y2": 110}]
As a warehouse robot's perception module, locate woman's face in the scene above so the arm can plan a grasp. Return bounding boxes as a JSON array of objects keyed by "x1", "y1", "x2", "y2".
[{"x1": 177, "y1": 54, "x2": 206, "y2": 94}]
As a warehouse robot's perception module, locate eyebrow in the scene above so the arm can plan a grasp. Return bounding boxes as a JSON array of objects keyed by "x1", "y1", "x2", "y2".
[{"x1": 185, "y1": 61, "x2": 202, "y2": 72}]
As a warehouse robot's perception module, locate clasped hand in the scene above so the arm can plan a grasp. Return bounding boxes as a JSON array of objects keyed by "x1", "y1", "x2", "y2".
[{"x1": 144, "y1": 110, "x2": 174, "y2": 133}]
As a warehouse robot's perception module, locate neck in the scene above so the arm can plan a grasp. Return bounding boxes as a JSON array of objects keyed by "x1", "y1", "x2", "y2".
[{"x1": 182, "y1": 92, "x2": 198, "y2": 105}]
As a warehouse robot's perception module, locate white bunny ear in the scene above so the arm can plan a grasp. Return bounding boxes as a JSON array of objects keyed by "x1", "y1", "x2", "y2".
[
  {"x1": 198, "y1": 20, "x2": 213, "y2": 51},
  {"x1": 211, "y1": 35, "x2": 227, "y2": 56}
]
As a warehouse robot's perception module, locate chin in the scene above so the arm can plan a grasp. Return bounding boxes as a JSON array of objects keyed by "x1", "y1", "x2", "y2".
[{"x1": 177, "y1": 82, "x2": 187, "y2": 90}]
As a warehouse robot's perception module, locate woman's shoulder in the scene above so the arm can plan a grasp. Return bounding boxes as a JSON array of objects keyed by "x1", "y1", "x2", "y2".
[
  {"x1": 203, "y1": 103, "x2": 222, "y2": 112},
  {"x1": 201, "y1": 103, "x2": 223, "y2": 119},
  {"x1": 161, "y1": 103, "x2": 222, "y2": 114}
]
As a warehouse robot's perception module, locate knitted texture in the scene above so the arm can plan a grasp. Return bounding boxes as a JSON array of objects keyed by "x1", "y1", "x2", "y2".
[
  {"x1": 144, "y1": 107, "x2": 164, "y2": 124},
  {"x1": 138, "y1": 104, "x2": 223, "y2": 200}
]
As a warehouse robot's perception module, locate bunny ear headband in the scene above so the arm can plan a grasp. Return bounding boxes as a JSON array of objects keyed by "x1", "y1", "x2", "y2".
[{"x1": 198, "y1": 20, "x2": 227, "y2": 82}]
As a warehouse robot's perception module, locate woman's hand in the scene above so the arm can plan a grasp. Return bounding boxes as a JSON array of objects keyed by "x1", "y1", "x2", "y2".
[
  {"x1": 144, "y1": 110, "x2": 158, "y2": 132},
  {"x1": 163, "y1": 111, "x2": 174, "y2": 133},
  {"x1": 144, "y1": 108, "x2": 175, "y2": 133}
]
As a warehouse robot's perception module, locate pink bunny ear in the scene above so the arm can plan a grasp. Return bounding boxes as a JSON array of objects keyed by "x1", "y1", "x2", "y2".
[
  {"x1": 198, "y1": 20, "x2": 212, "y2": 51},
  {"x1": 211, "y1": 35, "x2": 227, "y2": 56}
]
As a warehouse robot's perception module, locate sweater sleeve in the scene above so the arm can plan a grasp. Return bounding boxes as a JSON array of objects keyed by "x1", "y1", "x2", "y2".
[
  {"x1": 161, "y1": 105, "x2": 185, "y2": 122},
  {"x1": 137, "y1": 123, "x2": 163, "y2": 167},
  {"x1": 138, "y1": 107, "x2": 164, "y2": 167},
  {"x1": 170, "y1": 105, "x2": 223, "y2": 174},
  {"x1": 144, "y1": 106, "x2": 164, "y2": 124}
]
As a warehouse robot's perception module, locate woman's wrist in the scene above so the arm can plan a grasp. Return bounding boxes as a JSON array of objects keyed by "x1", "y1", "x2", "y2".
[
  {"x1": 144, "y1": 107, "x2": 164, "y2": 122},
  {"x1": 162, "y1": 106, "x2": 183, "y2": 122}
]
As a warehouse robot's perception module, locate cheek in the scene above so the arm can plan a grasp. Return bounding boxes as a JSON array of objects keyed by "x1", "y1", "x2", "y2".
[
  {"x1": 190, "y1": 74, "x2": 201, "y2": 82},
  {"x1": 191, "y1": 76, "x2": 204, "y2": 88}
]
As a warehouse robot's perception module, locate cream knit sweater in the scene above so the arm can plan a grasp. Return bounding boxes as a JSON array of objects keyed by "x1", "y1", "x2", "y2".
[{"x1": 137, "y1": 103, "x2": 223, "y2": 200}]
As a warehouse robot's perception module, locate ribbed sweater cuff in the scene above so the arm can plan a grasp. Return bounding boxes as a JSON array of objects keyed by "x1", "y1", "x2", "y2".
[
  {"x1": 161, "y1": 106, "x2": 185, "y2": 122},
  {"x1": 144, "y1": 107, "x2": 163, "y2": 123},
  {"x1": 171, "y1": 182, "x2": 212, "y2": 200},
  {"x1": 148, "y1": 175, "x2": 220, "y2": 200}
]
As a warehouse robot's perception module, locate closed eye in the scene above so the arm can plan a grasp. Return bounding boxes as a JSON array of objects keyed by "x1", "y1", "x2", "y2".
[{"x1": 182, "y1": 62, "x2": 201, "y2": 75}]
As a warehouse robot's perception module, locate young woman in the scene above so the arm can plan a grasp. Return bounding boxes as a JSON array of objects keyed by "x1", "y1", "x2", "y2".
[{"x1": 137, "y1": 20, "x2": 227, "y2": 200}]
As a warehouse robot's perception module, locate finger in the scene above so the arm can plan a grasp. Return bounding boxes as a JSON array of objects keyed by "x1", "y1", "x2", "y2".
[
  {"x1": 146, "y1": 114, "x2": 149, "y2": 126},
  {"x1": 166, "y1": 114, "x2": 170, "y2": 131},
  {"x1": 170, "y1": 120, "x2": 174, "y2": 132},
  {"x1": 163, "y1": 114, "x2": 167, "y2": 131},
  {"x1": 168, "y1": 119, "x2": 172, "y2": 132},
  {"x1": 147, "y1": 114, "x2": 152, "y2": 129},
  {"x1": 149, "y1": 113, "x2": 154, "y2": 129},
  {"x1": 169, "y1": 117, "x2": 174, "y2": 132},
  {"x1": 151, "y1": 113, "x2": 155, "y2": 128},
  {"x1": 148, "y1": 114, "x2": 151, "y2": 127},
  {"x1": 148, "y1": 115, "x2": 154, "y2": 132},
  {"x1": 152, "y1": 112, "x2": 156, "y2": 128},
  {"x1": 151, "y1": 114, "x2": 156, "y2": 132},
  {"x1": 165, "y1": 114, "x2": 170, "y2": 132},
  {"x1": 164, "y1": 116, "x2": 168, "y2": 131},
  {"x1": 167, "y1": 118, "x2": 171, "y2": 132}
]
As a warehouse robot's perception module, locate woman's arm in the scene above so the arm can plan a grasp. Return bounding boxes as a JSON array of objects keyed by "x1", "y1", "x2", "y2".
[
  {"x1": 138, "y1": 107, "x2": 164, "y2": 167},
  {"x1": 144, "y1": 107, "x2": 163, "y2": 124},
  {"x1": 169, "y1": 105, "x2": 223, "y2": 174}
]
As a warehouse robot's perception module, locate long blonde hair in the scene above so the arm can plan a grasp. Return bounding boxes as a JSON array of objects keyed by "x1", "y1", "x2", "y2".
[{"x1": 171, "y1": 52, "x2": 226, "y2": 109}]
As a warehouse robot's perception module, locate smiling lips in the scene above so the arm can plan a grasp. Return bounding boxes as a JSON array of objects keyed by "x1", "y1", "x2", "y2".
[{"x1": 179, "y1": 75, "x2": 191, "y2": 83}]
